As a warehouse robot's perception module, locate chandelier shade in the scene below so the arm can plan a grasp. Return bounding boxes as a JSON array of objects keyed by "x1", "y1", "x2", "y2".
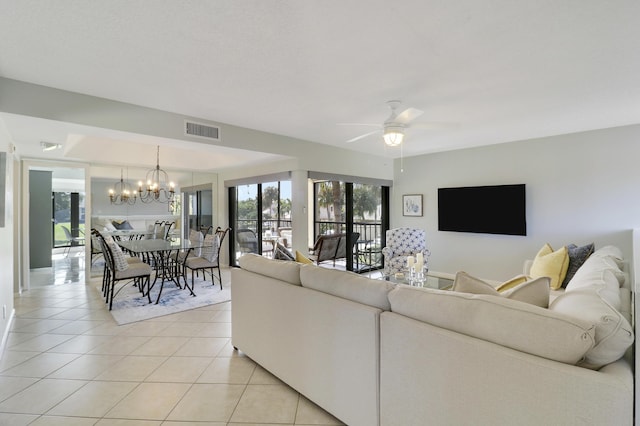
[
  {"x1": 138, "y1": 145, "x2": 175, "y2": 204},
  {"x1": 109, "y1": 169, "x2": 137, "y2": 205}
]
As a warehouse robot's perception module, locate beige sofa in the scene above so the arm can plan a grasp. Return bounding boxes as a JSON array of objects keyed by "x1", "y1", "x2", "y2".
[{"x1": 231, "y1": 247, "x2": 634, "y2": 426}]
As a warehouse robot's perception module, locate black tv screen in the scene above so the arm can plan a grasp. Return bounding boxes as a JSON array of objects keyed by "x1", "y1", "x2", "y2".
[{"x1": 438, "y1": 184, "x2": 526, "y2": 236}]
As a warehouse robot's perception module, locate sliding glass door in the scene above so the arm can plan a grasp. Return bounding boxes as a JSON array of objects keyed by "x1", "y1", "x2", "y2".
[
  {"x1": 184, "y1": 188, "x2": 213, "y2": 234},
  {"x1": 313, "y1": 180, "x2": 388, "y2": 272},
  {"x1": 229, "y1": 180, "x2": 292, "y2": 266}
]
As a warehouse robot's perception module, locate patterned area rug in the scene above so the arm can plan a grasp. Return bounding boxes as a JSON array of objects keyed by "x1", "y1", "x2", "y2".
[{"x1": 96, "y1": 274, "x2": 231, "y2": 325}]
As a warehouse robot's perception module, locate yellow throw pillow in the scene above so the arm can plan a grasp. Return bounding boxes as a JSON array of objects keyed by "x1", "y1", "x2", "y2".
[
  {"x1": 495, "y1": 274, "x2": 529, "y2": 292},
  {"x1": 530, "y1": 243, "x2": 569, "y2": 290},
  {"x1": 295, "y1": 250, "x2": 314, "y2": 264}
]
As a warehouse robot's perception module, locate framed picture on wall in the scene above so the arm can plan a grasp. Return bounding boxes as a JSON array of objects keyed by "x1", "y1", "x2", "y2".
[{"x1": 403, "y1": 194, "x2": 423, "y2": 217}]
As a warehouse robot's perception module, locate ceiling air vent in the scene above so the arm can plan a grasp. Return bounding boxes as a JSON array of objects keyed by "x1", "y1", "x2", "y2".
[{"x1": 185, "y1": 120, "x2": 221, "y2": 141}]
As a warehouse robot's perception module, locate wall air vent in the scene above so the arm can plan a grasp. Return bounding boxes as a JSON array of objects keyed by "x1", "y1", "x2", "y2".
[{"x1": 185, "y1": 120, "x2": 221, "y2": 141}]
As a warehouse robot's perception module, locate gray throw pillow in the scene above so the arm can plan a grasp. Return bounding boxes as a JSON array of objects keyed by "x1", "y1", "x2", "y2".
[
  {"x1": 112, "y1": 220, "x2": 134, "y2": 230},
  {"x1": 562, "y1": 243, "x2": 595, "y2": 287}
]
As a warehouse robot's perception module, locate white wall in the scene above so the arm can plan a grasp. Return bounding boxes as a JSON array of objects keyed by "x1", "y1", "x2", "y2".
[
  {"x1": 391, "y1": 124, "x2": 640, "y2": 281},
  {"x1": 0, "y1": 121, "x2": 15, "y2": 352}
]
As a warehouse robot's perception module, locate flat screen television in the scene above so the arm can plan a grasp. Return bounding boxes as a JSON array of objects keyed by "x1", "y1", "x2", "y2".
[{"x1": 438, "y1": 184, "x2": 526, "y2": 236}]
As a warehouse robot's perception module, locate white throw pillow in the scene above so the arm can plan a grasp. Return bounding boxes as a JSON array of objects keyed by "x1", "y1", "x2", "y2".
[
  {"x1": 107, "y1": 240, "x2": 129, "y2": 271},
  {"x1": 201, "y1": 234, "x2": 220, "y2": 263},
  {"x1": 189, "y1": 230, "x2": 204, "y2": 257}
]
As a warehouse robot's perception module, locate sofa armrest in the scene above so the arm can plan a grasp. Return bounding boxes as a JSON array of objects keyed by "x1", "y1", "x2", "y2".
[{"x1": 381, "y1": 247, "x2": 393, "y2": 258}]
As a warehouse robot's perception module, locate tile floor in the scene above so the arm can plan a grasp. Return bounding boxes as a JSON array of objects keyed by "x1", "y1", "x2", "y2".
[{"x1": 3, "y1": 258, "x2": 345, "y2": 425}]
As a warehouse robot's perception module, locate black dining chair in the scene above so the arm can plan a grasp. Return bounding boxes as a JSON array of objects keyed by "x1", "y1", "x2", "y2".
[
  {"x1": 97, "y1": 231, "x2": 153, "y2": 310},
  {"x1": 182, "y1": 227, "x2": 229, "y2": 292}
]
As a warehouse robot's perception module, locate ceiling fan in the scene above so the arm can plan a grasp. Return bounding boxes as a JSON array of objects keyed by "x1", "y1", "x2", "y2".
[{"x1": 342, "y1": 100, "x2": 425, "y2": 146}]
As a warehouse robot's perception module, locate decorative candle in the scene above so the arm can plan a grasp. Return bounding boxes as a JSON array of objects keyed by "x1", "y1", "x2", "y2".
[
  {"x1": 415, "y1": 258, "x2": 423, "y2": 272},
  {"x1": 407, "y1": 256, "x2": 415, "y2": 269},
  {"x1": 416, "y1": 252, "x2": 423, "y2": 263}
]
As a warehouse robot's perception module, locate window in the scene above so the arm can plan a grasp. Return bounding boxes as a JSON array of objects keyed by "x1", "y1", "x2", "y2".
[{"x1": 53, "y1": 191, "x2": 85, "y2": 249}]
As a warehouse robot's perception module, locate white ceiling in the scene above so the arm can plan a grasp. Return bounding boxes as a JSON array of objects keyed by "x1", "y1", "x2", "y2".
[{"x1": 1, "y1": 1, "x2": 639, "y2": 169}]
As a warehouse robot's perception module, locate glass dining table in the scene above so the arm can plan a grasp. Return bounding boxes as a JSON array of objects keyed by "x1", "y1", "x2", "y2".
[{"x1": 117, "y1": 237, "x2": 202, "y2": 304}]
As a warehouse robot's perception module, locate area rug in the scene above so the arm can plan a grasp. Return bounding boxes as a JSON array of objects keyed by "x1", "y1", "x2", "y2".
[{"x1": 96, "y1": 276, "x2": 231, "y2": 325}]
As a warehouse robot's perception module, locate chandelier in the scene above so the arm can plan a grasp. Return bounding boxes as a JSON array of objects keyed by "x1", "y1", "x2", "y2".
[
  {"x1": 138, "y1": 145, "x2": 175, "y2": 204},
  {"x1": 109, "y1": 169, "x2": 136, "y2": 205}
]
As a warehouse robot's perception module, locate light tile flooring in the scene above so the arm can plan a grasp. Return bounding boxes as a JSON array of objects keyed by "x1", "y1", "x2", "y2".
[{"x1": 3, "y1": 254, "x2": 344, "y2": 425}]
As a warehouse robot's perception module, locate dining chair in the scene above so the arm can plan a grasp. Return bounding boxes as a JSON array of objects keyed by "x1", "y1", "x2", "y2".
[
  {"x1": 163, "y1": 221, "x2": 175, "y2": 239},
  {"x1": 95, "y1": 229, "x2": 150, "y2": 309},
  {"x1": 89, "y1": 231, "x2": 103, "y2": 266},
  {"x1": 170, "y1": 228, "x2": 203, "y2": 277},
  {"x1": 182, "y1": 227, "x2": 229, "y2": 292}
]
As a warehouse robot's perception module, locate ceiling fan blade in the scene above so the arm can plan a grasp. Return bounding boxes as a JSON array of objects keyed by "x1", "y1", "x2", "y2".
[
  {"x1": 346, "y1": 129, "x2": 381, "y2": 143},
  {"x1": 409, "y1": 122, "x2": 459, "y2": 130},
  {"x1": 394, "y1": 107, "x2": 424, "y2": 124},
  {"x1": 337, "y1": 123, "x2": 381, "y2": 127}
]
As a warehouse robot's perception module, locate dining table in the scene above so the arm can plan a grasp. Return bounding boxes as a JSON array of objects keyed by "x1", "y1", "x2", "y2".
[{"x1": 117, "y1": 237, "x2": 204, "y2": 304}]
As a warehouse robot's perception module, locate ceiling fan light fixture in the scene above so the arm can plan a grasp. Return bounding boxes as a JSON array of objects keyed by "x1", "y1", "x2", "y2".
[{"x1": 383, "y1": 126, "x2": 404, "y2": 146}]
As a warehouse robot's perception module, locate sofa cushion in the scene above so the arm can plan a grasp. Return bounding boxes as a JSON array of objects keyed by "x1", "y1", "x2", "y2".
[
  {"x1": 530, "y1": 243, "x2": 569, "y2": 290},
  {"x1": 561, "y1": 243, "x2": 595, "y2": 287},
  {"x1": 452, "y1": 271, "x2": 550, "y2": 308},
  {"x1": 238, "y1": 254, "x2": 301, "y2": 285},
  {"x1": 550, "y1": 288, "x2": 634, "y2": 369},
  {"x1": 388, "y1": 285, "x2": 595, "y2": 365},
  {"x1": 300, "y1": 265, "x2": 394, "y2": 310}
]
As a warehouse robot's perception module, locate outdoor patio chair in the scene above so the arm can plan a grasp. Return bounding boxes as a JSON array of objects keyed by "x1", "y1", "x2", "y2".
[
  {"x1": 237, "y1": 228, "x2": 259, "y2": 254},
  {"x1": 61, "y1": 225, "x2": 84, "y2": 257}
]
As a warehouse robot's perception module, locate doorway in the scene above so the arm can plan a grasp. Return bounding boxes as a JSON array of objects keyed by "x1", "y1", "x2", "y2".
[{"x1": 23, "y1": 163, "x2": 88, "y2": 289}]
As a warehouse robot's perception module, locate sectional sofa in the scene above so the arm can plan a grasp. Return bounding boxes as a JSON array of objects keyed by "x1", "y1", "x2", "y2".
[{"x1": 231, "y1": 246, "x2": 635, "y2": 426}]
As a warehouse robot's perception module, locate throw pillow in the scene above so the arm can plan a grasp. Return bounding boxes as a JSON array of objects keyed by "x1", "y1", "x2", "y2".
[
  {"x1": 188, "y1": 230, "x2": 204, "y2": 257},
  {"x1": 274, "y1": 243, "x2": 295, "y2": 261},
  {"x1": 452, "y1": 271, "x2": 550, "y2": 308},
  {"x1": 295, "y1": 250, "x2": 314, "y2": 264},
  {"x1": 201, "y1": 234, "x2": 220, "y2": 263},
  {"x1": 107, "y1": 241, "x2": 129, "y2": 271},
  {"x1": 561, "y1": 243, "x2": 595, "y2": 288},
  {"x1": 112, "y1": 220, "x2": 134, "y2": 230},
  {"x1": 529, "y1": 243, "x2": 569, "y2": 290},
  {"x1": 494, "y1": 274, "x2": 529, "y2": 292}
]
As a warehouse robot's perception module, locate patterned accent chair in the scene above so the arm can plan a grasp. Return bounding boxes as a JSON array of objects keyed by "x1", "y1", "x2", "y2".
[{"x1": 381, "y1": 228, "x2": 430, "y2": 276}]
